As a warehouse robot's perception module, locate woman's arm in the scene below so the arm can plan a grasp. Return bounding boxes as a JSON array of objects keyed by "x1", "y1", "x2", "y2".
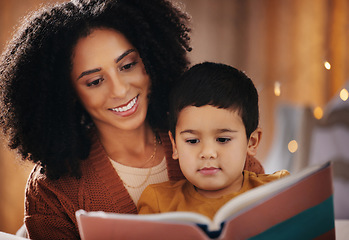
[{"x1": 25, "y1": 166, "x2": 80, "y2": 240}]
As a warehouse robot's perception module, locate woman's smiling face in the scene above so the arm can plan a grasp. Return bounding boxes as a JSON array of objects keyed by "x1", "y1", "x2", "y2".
[{"x1": 71, "y1": 28, "x2": 151, "y2": 133}]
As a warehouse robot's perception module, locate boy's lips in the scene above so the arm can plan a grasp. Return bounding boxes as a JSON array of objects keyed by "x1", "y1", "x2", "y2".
[{"x1": 198, "y1": 167, "x2": 221, "y2": 175}]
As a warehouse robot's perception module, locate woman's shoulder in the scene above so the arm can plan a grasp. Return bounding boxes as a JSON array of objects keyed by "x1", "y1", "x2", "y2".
[
  {"x1": 26, "y1": 135, "x2": 101, "y2": 194},
  {"x1": 245, "y1": 155, "x2": 265, "y2": 174},
  {"x1": 26, "y1": 164, "x2": 81, "y2": 200}
]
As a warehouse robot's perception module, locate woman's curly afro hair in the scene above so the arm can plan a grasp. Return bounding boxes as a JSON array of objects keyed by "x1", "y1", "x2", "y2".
[{"x1": 0, "y1": 0, "x2": 191, "y2": 180}]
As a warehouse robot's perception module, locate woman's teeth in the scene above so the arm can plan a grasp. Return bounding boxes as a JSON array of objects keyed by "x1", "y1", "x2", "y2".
[{"x1": 111, "y1": 96, "x2": 137, "y2": 113}]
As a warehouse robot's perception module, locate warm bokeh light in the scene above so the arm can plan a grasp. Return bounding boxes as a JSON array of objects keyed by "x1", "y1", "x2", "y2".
[
  {"x1": 313, "y1": 106, "x2": 323, "y2": 120},
  {"x1": 324, "y1": 61, "x2": 331, "y2": 70},
  {"x1": 274, "y1": 81, "x2": 281, "y2": 96},
  {"x1": 340, "y1": 88, "x2": 348, "y2": 101},
  {"x1": 288, "y1": 140, "x2": 298, "y2": 153}
]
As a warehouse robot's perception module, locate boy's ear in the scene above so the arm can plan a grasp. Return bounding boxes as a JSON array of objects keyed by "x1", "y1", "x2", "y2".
[
  {"x1": 247, "y1": 127, "x2": 262, "y2": 156},
  {"x1": 168, "y1": 131, "x2": 179, "y2": 160}
]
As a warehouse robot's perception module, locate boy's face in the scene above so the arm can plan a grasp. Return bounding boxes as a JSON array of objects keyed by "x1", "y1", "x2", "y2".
[{"x1": 169, "y1": 105, "x2": 261, "y2": 198}]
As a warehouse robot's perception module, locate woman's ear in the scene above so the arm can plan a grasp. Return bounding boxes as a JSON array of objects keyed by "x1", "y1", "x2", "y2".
[
  {"x1": 168, "y1": 131, "x2": 179, "y2": 160},
  {"x1": 247, "y1": 127, "x2": 262, "y2": 156}
]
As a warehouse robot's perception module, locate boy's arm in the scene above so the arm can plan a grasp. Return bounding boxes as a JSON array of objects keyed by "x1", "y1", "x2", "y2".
[
  {"x1": 137, "y1": 185, "x2": 160, "y2": 214},
  {"x1": 245, "y1": 155, "x2": 265, "y2": 174}
]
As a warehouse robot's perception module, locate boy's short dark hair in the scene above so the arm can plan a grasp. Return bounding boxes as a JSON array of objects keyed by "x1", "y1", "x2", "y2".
[{"x1": 169, "y1": 62, "x2": 259, "y2": 139}]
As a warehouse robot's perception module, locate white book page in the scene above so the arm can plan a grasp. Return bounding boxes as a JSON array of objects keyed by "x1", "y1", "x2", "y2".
[{"x1": 76, "y1": 209, "x2": 213, "y2": 226}]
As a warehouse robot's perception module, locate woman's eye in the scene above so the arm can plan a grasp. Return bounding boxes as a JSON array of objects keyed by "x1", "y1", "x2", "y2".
[
  {"x1": 120, "y1": 61, "x2": 138, "y2": 71},
  {"x1": 87, "y1": 78, "x2": 104, "y2": 87},
  {"x1": 186, "y1": 139, "x2": 199, "y2": 144},
  {"x1": 217, "y1": 138, "x2": 231, "y2": 143}
]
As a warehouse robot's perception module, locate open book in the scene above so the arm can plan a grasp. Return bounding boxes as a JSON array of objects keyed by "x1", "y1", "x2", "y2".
[{"x1": 76, "y1": 161, "x2": 335, "y2": 240}]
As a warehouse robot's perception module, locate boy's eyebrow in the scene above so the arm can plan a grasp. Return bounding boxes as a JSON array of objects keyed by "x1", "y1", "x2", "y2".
[
  {"x1": 76, "y1": 48, "x2": 136, "y2": 81},
  {"x1": 179, "y1": 129, "x2": 197, "y2": 135},
  {"x1": 179, "y1": 129, "x2": 237, "y2": 135},
  {"x1": 217, "y1": 129, "x2": 237, "y2": 133}
]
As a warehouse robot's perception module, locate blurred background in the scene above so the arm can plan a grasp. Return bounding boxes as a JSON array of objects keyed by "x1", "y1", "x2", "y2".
[{"x1": 0, "y1": 0, "x2": 348, "y2": 234}]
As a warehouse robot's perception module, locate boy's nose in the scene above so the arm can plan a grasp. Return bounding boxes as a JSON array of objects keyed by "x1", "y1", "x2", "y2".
[{"x1": 200, "y1": 143, "x2": 217, "y2": 160}]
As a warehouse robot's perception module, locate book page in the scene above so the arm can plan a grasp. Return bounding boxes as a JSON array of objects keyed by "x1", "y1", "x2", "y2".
[{"x1": 76, "y1": 209, "x2": 213, "y2": 227}]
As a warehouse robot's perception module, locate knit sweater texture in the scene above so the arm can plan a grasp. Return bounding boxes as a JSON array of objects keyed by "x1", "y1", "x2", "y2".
[{"x1": 24, "y1": 132, "x2": 263, "y2": 239}]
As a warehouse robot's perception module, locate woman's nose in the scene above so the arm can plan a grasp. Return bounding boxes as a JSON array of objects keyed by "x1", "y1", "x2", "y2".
[{"x1": 109, "y1": 73, "x2": 129, "y2": 98}]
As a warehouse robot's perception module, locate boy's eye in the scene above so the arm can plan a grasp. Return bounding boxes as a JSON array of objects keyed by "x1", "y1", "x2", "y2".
[
  {"x1": 87, "y1": 78, "x2": 104, "y2": 87},
  {"x1": 186, "y1": 139, "x2": 200, "y2": 144},
  {"x1": 120, "y1": 61, "x2": 138, "y2": 71},
  {"x1": 216, "y1": 137, "x2": 231, "y2": 143}
]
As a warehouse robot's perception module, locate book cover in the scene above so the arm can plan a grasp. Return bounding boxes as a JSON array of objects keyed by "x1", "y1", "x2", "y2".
[{"x1": 76, "y1": 161, "x2": 335, "y2": 240}]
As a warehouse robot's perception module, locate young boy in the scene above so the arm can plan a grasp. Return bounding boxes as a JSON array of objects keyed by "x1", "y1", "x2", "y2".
[{"x1": 138, "y1": 62, "x2": 289, "y2": 219}]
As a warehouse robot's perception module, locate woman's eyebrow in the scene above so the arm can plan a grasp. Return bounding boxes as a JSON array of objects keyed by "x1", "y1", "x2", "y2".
[
  {"x1": 115, "y1": 48, "x2": 136, "y2": 63},
  {"x1": 77, "y1": 68, "x2": 101, "y2": 80},
  {"x1": 76, "y1": 49, "x2": 136, "y2": 81}
]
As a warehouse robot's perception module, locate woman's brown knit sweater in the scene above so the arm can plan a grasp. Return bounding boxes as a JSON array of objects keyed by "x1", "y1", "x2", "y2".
[{"x1": 24, "y1": 132, "x2": 263, "y2": 239}]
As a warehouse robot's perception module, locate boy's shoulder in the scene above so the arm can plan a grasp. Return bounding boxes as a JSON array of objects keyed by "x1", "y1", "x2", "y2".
[
  {"x1": 247, "y1": 169, "x2": 289, "y2": 177},
  {"x1": 245, "y1": 169, "x2": 290, "y2": 185},
  {"x1": 272, "y1": 169, "x2": 290, "y2": 177},
  {"x1": 141, "y1": 179, "x2": 193, "y2": 201},
  {"x1": 138, "y1": 179, "x2": 191, "y2": 210},
  {"x1": 146, "y1": 179, "x2": 188, "y2": 191}
]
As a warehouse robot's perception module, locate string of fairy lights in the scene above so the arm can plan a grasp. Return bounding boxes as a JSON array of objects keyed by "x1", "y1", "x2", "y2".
[{"x1": 272, "y1": 60, "x2": 349, "y2": 154}]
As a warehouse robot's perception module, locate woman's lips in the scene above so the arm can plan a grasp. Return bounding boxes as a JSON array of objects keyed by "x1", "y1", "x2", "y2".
[
  {"x1": 110, "y1": 95, "x2": 138, "y2": 112},
  {"x1": 109, "y1": 95, "x2": 139, "y2": 117},
  {"x1": 198, "y1": 167, "x2": 220, "y2": 175}
]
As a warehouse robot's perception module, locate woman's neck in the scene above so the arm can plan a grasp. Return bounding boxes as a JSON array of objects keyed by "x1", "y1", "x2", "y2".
[{"x1": 96, "y1": 123, "x2": 158, "y2": 167}]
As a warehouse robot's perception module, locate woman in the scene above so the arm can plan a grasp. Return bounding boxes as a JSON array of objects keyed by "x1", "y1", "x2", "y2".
[{"x1": 0, "y1": 0, "x2": 263, "y2": 239}]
